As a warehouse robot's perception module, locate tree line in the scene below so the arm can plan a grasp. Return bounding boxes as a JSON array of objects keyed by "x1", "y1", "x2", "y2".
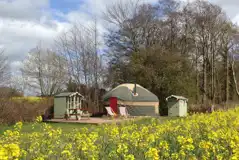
[
  {"x1": 0, "y1": 0, "x2": 238, "y2": 114},
  {"x1": 103, "y1": 0, "x2": 239, "y2": 113}
]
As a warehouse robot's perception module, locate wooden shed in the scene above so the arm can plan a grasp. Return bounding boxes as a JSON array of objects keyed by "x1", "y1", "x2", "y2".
[
  {"x1": 54, "y1": 92, "x2": 84, "y2": 119},
  {"x1": 166, "y1": 95, "x2": 188, "y2": 117}
]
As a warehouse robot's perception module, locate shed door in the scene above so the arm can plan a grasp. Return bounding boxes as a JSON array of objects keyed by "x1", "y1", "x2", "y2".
[
  {"x1": 179, "y1": 100, "x2": 186, "y2": 116},
  {"x1": 110, "y1": 97, "x2": 118, "y2": 114}
]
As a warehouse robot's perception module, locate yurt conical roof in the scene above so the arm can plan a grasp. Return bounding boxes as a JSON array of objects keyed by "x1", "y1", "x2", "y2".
[{"x1": 103, "y1": 83, "x2": 159, "y2": 102}]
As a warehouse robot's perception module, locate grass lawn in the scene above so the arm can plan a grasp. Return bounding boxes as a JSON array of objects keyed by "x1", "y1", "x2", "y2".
[
  {"x1": 0, "y1": 122, "x2": 92, "y2": 134},
  {"x1": 0, "y1": 116, "x2": 177, "y2": 134}
]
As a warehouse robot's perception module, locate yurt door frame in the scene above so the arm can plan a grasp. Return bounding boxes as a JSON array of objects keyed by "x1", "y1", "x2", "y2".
[{"x1": 109, "y1": 97, "x2": 118, "y2": 113}]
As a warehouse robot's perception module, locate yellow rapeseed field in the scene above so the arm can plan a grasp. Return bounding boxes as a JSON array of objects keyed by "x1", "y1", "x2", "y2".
[
  {"x1": 1, "y1": 108, "x2": 239, "y2": 160},
  {"x1": 12, "y1": 97, "x2": 45, "y2": 103}
]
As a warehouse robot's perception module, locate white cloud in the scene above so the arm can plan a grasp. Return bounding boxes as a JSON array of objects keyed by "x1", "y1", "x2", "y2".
[
  {"x1": 232, "y1": 14, "x2": 239, "y2": 25},
  {"x1": 210, "y1": 0, "x2": 239, "y2": 19},
  {"x1": 0, "y1": 0, "x2": 72, "y2": 73},
  {"x1": 0, "y1": 18, "x2": 69, "y2": 59},
  {"x1": 0, "y1": 0, "x2": 49, "y2": 21},
  {"x1": 11, "y1": 61, "x2": 22, "y2": 71}
]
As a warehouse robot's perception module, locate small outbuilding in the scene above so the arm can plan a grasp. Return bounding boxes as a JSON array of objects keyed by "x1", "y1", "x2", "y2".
[
  {"x1": 54, "y1": 92, "x2": 84, "y2": 119},
  {"x1": 103, "y1": 83, "x2": 159, "y2": 116},
  {"x1": 166, "y1": 95, "x2": 188, "y2": 117}
]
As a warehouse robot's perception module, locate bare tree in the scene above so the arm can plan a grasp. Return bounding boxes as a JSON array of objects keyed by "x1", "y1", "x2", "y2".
[
  {"x1": 232, "y1": 54, "x2": 239, "y2": 98},
  {"x1": 231, "y1": 33, "x2": 239, "y2": 98},
  {"x1": 104, "y1": 0, "x2": 141, "y2": 26},
  {"x1": 55, "y1": 21, "x2": 105, "y2": 112},
  {"x1": 0, "y1": 50, "x2": 10, "y2": 86},
  {"x1": 55, "y1": 23, "x2": 97, "y2": 86},
  {"x1": 21, "y1": 46, "x2": 68, "y2": 96},
  {"x1": 10, "y1": 72, "x2": 27, "y2": 95}
]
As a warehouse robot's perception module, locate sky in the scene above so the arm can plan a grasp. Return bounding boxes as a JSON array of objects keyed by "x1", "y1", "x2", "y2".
[{"x1": 0, "y1": 0, "x2": 239, "y2": 73}]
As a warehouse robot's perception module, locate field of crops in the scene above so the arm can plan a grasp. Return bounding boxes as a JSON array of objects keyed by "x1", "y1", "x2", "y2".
[
  {"x1": 1, "y1": 108, "x2": 239, "y2": 160},
  {"x1": 11, "y1": 97, "x2": 46, "y2": 103}
]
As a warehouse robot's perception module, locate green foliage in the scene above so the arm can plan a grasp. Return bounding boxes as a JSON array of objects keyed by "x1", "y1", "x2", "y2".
[{"x1": 128, "y1": 49, "x2": 197, "y2": 115}]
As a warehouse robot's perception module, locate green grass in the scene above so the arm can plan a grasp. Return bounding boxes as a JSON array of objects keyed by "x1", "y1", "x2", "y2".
[
  {"x1": 0, "y1": 122, "x2": 92, "y2": 134},
  {"x1": 0, "y1": 116, "x2": 177, "y2": 134},
  {"x1": 132, "y1": 116, "x2": 178, "y2": 125}
]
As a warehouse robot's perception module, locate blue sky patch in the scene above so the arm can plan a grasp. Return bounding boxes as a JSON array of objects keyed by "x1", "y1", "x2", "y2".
[{"x1": 49, "y1": 0, "x2": 84, "y2": 14}]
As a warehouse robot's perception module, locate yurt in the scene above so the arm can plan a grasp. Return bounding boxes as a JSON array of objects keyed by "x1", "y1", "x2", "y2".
[{"x1": 103, "y1": 83, "x2": 159, "y2": 116}]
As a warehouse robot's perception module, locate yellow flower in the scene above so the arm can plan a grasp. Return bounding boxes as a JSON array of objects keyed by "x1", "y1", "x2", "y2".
[
  {"x1": 146, "y1": 134, "x2": 155, "y2": 143},
  {"x1": 36, "y1": 116, "x2": 43, "y2": 122},
  {"x1": 177, "y1": 136, "x2": 185, "y2": 144},
  {"x1": 14, "y1": 122, "x2": 23, "y2": 130},
  {"x1": 48, "y1": 150, "x2": 53, "y2": 155},
  {"x1": 171, "y1": 153, "x2": 179, "y2": 160},
  {"x1": 116, "y1": 144, "x2": 128, "y2": 154},
  {"x1": 4, "y1": 143, "x2": 20, "y2": 158},
  {"x1": 61, "y1": 150, "x2": 71, "y2": 157},
  {"x1": 0, "y1": 146, "x2": 8, "y2": 160},
  {"x1": 188, "y1": 155, "x2": 197, "y2": 160},
  {"x1": 34, "y1": 157, "x2": 44, "y2": 160},
  {"x1": 2, "y1": 107, "x2": 239, "y2": 159},
  {"x1": 142, "y1": 126, "x2": 149, "y2": 134},
  {"x1": 216, "y1": 154, "x2": 223, "y2": 160},
  {"x1": 48, "y1": 132, "x2": 53, "y2": 137},
  {"x1": 231, "y1": 156, "x2": 238, "y2": 160},
  {"x1": 159, "y1": 141, "x2": 169, "y2": 150},
  {"x1": 186, "y1": 138, "x2": 193, "y2": 144},
  {"x1": 179, "y1": 150, "x2": 186, "y2": 157},
  {"x1": 109, "y1": 151, "x2": 117, "y2": 158},
  {"x1": 181, "y1": 144, "x2": 195, "y2": 151},
  {"x1": 199, "y1": 141, "x2": 212, "y2": 150},
  {"x1": 230, "y1": 141, "x2": 237, "y2": 148},
  {"x1": 65, "y1": 144, "x2": 72, "y2": 150},
  {"x1": 20, "y1": 149, "x2": 27, "y2": 157},
  {"x1": 145, "y1": 148, "x2": 159, "y2": 160},
  {"x1": 124, "y1": 154, "x2": 135, "y2": 160}
]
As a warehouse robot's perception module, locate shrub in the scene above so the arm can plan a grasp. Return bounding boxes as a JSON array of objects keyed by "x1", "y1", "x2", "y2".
[
  {"x1": 0, "y1": 98, "x2": 53, "y2": 125},
  {"x1": 188, "y1": 102, "x2": 239, "y2": 114}
]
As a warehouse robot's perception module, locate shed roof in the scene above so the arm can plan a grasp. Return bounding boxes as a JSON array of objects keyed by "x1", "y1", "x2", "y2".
[
  {"x1": 103, "y1": 83, "x2": 159, "y2": 102},
  {"x1": 166, "y1": 95, "x2": 188, "y2": 101},
  {"x1": 55, "y1": 92, "x2": 83, "y2": 97}
]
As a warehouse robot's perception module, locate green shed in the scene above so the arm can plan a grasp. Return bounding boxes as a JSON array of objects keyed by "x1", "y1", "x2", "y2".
[
  {"x1": 54, "y1": 92, "x2": 84, "y2": 119},
  {"x1": 103, "y1": 83, "x2": 159, "y2": 116},
  {"x1": 166, "y1": 95, "x2": 188, "y2": 117}
]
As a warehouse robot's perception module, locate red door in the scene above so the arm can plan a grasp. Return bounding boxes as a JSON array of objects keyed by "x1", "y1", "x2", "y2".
[{"x1": 110, "y1": 97, "x2": 118, "y2": 114}]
